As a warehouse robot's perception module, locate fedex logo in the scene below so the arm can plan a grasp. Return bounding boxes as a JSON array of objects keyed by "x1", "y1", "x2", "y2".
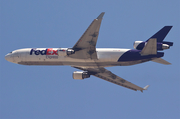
[{"x1": 30, "y1": 48, "x2": 58, "y2": 55}]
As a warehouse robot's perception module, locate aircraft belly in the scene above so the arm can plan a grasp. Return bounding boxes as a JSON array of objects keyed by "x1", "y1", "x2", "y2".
[{"x1": 18, "y1": 60, "x2": 150, "y2": 67}]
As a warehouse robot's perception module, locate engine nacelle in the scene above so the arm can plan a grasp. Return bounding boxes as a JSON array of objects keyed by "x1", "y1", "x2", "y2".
[
  {"x1": 57, "y1": 48, "x2": 75, "y2": 56},
  {"x1": 133, "y1": 41, "x2": 144, "y2": 49},
  {"x1": 73, "y1": 71, "x2": 90, "y2": 80},
  {"x1": 133, "y1": 41, "x2": 171, "y2": 51}
]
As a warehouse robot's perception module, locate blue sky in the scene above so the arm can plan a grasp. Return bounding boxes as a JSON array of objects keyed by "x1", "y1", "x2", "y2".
[{"x1": 1, "y1": 0, "x2": 180, "y2": 119}]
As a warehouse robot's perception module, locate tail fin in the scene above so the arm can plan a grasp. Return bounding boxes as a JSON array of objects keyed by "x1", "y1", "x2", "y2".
[
  {"x1": 152, "y1": 58, "x2": 171, "y2": 65},
  {"x1": 147, "y1": 26, "x2": 173, "y2": 42},
  {"x1": 134, "y1": 26, "x2": 173, "y2": 51}
]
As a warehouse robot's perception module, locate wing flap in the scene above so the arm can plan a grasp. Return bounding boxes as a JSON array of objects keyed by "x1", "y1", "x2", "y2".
[{"x1": 94, "y1": 72, "x2": 138, "y2": 91}]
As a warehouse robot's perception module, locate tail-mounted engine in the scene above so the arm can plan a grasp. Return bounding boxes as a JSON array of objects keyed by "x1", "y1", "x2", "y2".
[
  {"x1": 57, "y1": 48, "x2": 75, "y2": 56},
  {"x1": 133, "y1": 41, "x2": 173, "y2": 51},
  {"x1": 73, "y1": 71, "x2": 90, "y2": 80}
]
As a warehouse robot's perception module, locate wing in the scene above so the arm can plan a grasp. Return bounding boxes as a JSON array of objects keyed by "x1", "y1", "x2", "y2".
[
  {"x1": 69, "y1": 12, "x2": 105, "y2": 59},
  {"x1": 74, "y1": 67, "x2": 149, "y2": 92}
]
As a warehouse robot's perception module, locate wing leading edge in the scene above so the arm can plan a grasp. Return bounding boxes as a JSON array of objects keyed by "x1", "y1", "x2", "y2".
[
  {"x1": 69, "y1": 12, "x2": 105, "y2": 59},
  {"x1": 74, "y1": 67, "x2": 149, "y2": 92}
]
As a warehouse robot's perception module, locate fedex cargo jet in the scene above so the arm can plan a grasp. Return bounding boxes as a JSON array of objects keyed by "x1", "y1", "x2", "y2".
[{"x1": 5, "y1": 12, "x2": 173, "y2": 92}]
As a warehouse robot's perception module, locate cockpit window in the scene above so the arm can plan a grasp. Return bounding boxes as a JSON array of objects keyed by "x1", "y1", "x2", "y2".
[{"x1": 9, "y1": 52, "x2": 12, "y2": 53}]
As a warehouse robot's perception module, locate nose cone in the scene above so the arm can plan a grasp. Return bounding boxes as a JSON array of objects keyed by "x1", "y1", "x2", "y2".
[{"x1": 5, "y1": 54, "x2": 13, "y2": 62}]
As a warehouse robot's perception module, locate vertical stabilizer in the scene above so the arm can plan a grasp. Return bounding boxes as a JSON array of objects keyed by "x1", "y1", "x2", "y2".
[{"x1": 148, "y1": 26, "x2": 173, "y2": 42}]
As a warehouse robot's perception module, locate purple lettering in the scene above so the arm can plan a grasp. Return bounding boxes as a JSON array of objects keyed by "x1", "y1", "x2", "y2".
[
  {"x1": 30, "y1": 49, "x2": 56, "y2": 55},
  {"x1": 30, "y1": 49, "x2": 36, "y2": 55},
  {"x1": 35, "y1": 50, "x2": 40, "y2": 55},
  {"x1": 40, "y1": 49, "x2": 47, "y2": 55}
]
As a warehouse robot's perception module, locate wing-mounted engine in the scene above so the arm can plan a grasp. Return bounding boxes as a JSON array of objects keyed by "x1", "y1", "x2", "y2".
[
  {"x1": 133, "y1": 41, "x2": 173, "y2": 51},
  {"x1": 73, "y1": 71, "x2": 90, "y2": 80},
  {"x1": 57, "y1": 48, "x2": 75, "y2": 56}
]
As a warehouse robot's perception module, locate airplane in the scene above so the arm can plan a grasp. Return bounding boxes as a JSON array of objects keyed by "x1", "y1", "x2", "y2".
[{"x1": 5, "y1": 12, "x2": 173, "y2": 92}]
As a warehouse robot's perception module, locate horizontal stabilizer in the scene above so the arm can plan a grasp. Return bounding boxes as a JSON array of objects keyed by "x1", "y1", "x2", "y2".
[
  {"x1": 152, "y1": 58, "x2": 171, "y2": 65},
  {"x1": 140, "y1": 38, "x2": 157, "y2": 56}
]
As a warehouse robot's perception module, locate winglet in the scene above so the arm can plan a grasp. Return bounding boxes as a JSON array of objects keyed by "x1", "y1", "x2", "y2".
[
  {"x1": 96, "y1": 12, "x2": 105, "y2": 19},
  {"x1": 144, "y1": 85, "x2": 150, "y2": 90},
  {"x1": 141, "y1": 85, "x2": 150, "y2": 92}
]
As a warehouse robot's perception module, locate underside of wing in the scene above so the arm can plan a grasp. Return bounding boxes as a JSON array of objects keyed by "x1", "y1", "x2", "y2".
[
  {"x1": 152, "y1": 58, "x2": 171, "y2": 65},
  {"x1": 74, "y1": 67, "x2": 149, "y2": 92},
  {"x1": 69, "y1": 12, "x2": 105, "y2": 59}
]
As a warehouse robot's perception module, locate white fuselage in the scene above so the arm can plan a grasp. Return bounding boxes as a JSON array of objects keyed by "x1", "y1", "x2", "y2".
[{"x1": 5, "y1": 48, "x2": 140, "y2": 68}]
